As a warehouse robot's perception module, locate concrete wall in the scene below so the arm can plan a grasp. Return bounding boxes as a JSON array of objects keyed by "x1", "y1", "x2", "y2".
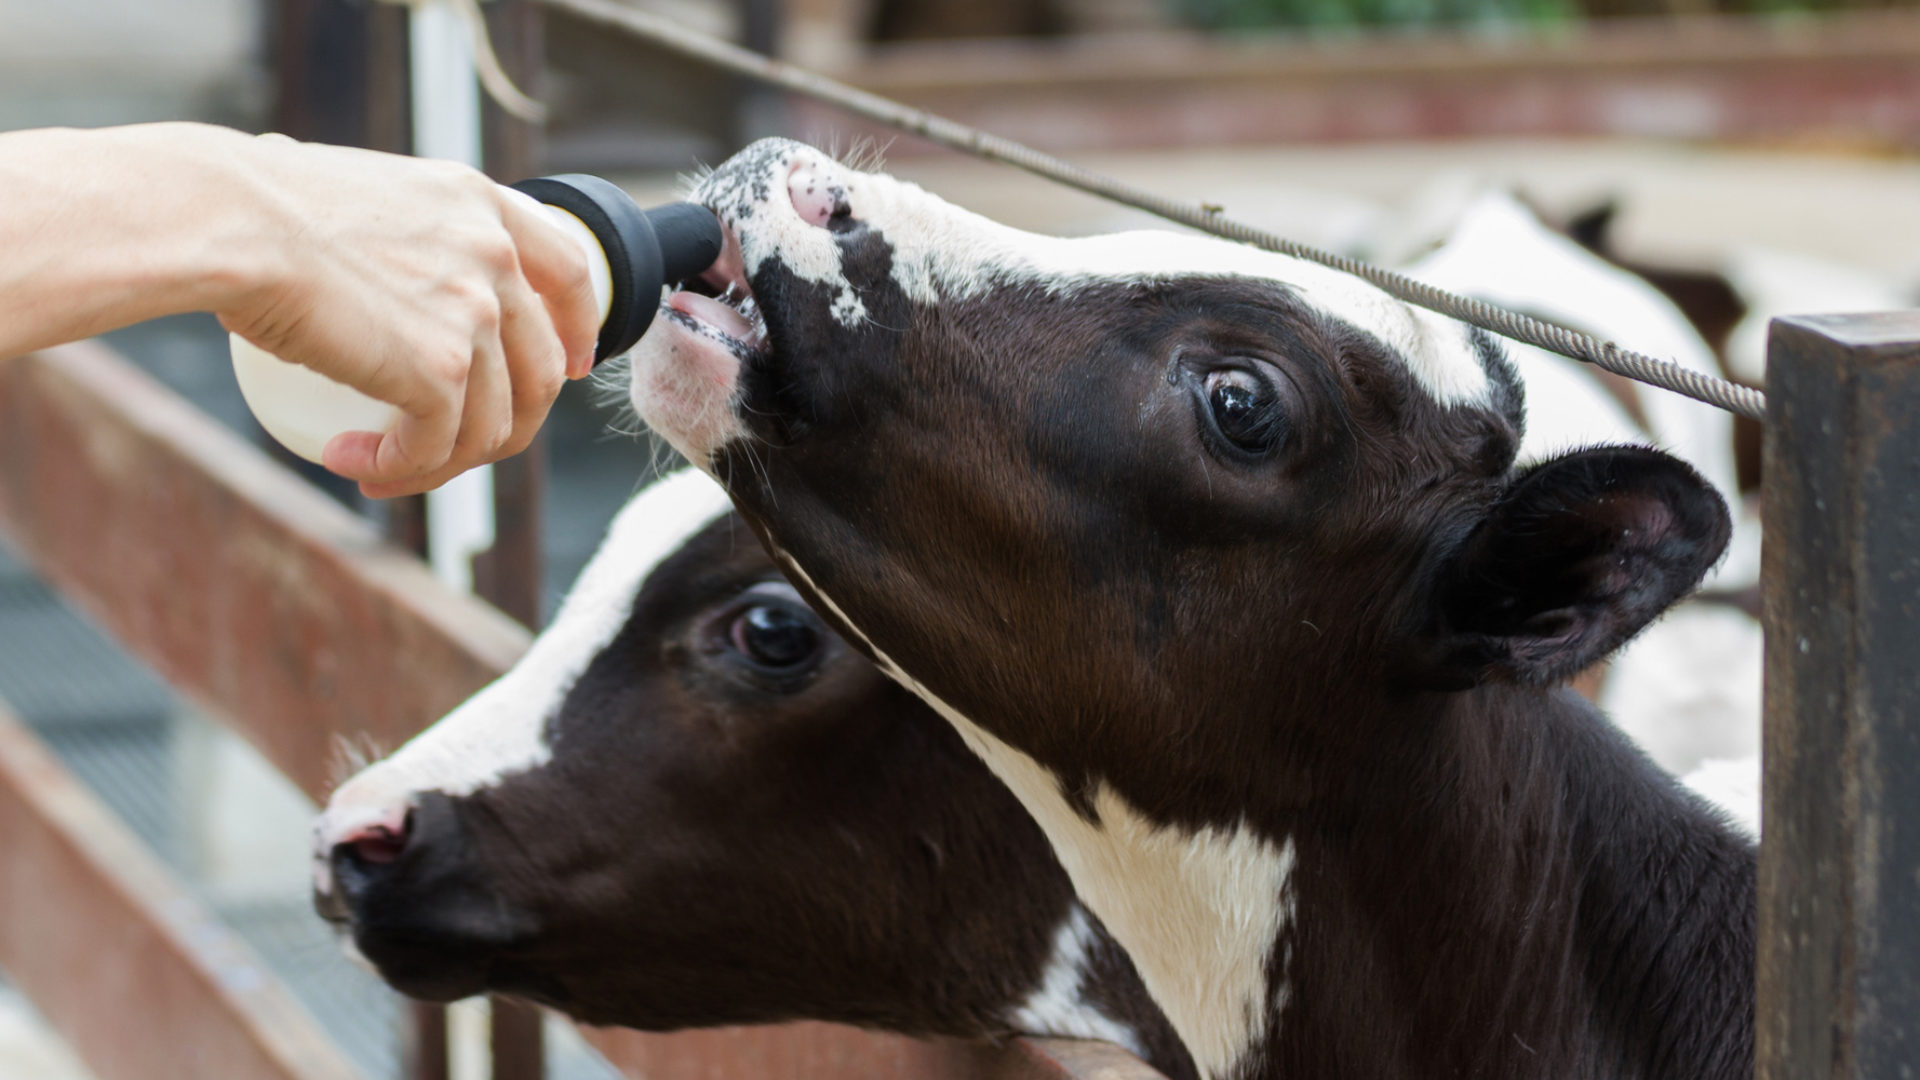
[{"x1": 0, "y1": 0, "x2": 264, "y2": 130}]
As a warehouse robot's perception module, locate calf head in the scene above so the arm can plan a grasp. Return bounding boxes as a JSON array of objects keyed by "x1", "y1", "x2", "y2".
[
  {"x1": 311, "y1": 472, "x2": 1191, "y2": 1075},
  {"x1": 629, "y1": 139, "x2": 1733, "y2": 1077},
  {"x1": 633, "y1": 138, "x2": 1729, "y2": 820}
]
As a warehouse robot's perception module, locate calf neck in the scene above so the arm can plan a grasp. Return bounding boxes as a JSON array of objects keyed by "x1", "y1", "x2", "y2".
[{"x1": 629, "y1": 139, "x2": 1757, "y2": 1080}]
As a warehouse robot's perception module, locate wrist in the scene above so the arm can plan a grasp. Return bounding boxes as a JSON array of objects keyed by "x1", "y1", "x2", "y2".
[{"x1": 98, "y1": 123, "x2": 297, "y2": 322}]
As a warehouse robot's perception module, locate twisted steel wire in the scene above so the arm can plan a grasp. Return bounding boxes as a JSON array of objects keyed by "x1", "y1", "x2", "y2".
[{"x1": 542, "y1": 0, "x2": 1768, "y2": 421}]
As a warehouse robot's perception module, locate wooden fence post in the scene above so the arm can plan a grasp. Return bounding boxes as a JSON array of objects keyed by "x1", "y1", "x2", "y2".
[{"x1": 1759, "y1": 312, "x2": 1920, "y2": 1080}]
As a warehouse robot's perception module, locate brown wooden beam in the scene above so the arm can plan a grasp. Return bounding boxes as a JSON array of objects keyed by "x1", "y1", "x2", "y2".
[
  {"x1": 0, "y1": 699, "x2": 365, "y2": 1080},
  {"x1": 0, "y1": 344, "x2": 529, "y2": 803},
  {"x1": 1759, "y1": 312, "x2": 1920, "y2": 1080},
  {"x1": 0, "y1": 342, "x2": 1168, "y2": 1080},
  {"x1": 797, "y1": 11, "x2": 1920, "y2": 152}
]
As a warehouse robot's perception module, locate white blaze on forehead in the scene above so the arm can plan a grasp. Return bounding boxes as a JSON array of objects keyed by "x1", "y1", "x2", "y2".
[
  {"x1": 318, "y1": 470, "x2": 733, "y2": 843},
  {"x1": 770, "y1": 545, "x2": 1294, "y2": 1080},
  {"x1": 694, "y1": 138, "x2": 1492, "y2": 409}
]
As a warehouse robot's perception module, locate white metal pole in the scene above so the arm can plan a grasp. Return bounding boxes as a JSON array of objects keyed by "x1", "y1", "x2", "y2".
[{"x1": 410, "y1": 0, "x2": 495, "y2": 594}]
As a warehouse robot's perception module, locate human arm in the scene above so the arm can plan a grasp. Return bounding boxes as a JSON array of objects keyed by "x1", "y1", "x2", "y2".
[{"x1": 0, "y1": 123, "x2": 599, "y2": 496}]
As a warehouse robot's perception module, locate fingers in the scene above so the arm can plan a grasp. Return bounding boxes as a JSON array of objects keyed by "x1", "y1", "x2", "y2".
[
  {"x1": 497, "y1": 190, "x2": 600, "y2": 378},
  {"x1": 331, "y1": 320, "x2": 511, "y2": 497},
  {"x1": 236, "y1": 147, "x2": 588, "y2": 496},
  {"x1": 317, "y1": 341, "x2": 464, "y2": 484},
  {"x1": 493, "y1": 269, "x2": 568, "y2": 458},
  {"x1": 330, "y1": 279, "x2": 565, "y2": 499}
]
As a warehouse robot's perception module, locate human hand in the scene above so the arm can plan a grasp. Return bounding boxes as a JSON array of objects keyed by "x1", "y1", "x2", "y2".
[{"x1": 212, "y1": 130, "x2": 599, "y2": 497}]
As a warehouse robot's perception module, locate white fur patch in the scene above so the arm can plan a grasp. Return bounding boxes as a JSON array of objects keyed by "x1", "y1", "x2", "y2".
[
  {"x1": 1006, "y1": 905, "x2": 1145, "y2": 1055},
  {"x1": 945, "y1": 711, "x2": 1296, "y2": 1080},
  {"x1": 690, "y1": 139, "x2": 1492, "y2": 412},
  {"x1": 314, "y1": 470, "x2": 734, "y2": 882},
  {"x1": 770, "y1": 547, "x2": 1294, "y2": 1080}
]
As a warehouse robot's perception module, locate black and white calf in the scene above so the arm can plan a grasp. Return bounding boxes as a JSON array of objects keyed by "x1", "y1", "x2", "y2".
[
  {"x1": 630, "y1": 139, "x2": 1758, "y2": 1080},
  {"x1": 311, "y1": 470, "x2": 1194, "y2": 1079}
]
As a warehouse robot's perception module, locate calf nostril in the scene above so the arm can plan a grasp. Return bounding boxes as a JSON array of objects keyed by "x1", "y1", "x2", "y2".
[
  {"x1": 788, "y1": 162, "x2": 849, "y2": 229},
  {"x1": 334, "y1": 807, "x2": 412, "y2": 868},
  {"x1": 348, "y1": 824, "x2": 407, "y2": 865}
]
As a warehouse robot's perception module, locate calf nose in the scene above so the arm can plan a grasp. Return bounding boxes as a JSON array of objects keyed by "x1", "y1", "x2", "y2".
[
  {"x1": 335, "y1": 806, "x2": 411, "y2": 865},
  {"x1": 788, "y1": 159, "x2": 850, "y2": 228},
  {"x1": 312, "y1": 783, "x2": 413, "y2": 903}
]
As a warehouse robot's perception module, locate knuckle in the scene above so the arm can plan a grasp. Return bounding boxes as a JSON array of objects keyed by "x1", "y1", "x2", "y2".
[
  {"x1": 464, "y1": 293, "x2": 503, "y2": 334},
  {"x1": 427, "y1": 348, "x2": 471, "y2": 389},
  {"x1": 478, "y1": 234, "x2": 520, "y2": 275}
]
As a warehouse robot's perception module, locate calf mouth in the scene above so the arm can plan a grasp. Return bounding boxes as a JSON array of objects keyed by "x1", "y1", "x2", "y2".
[
  {"x1": 662, "y1": 221, "x2": 769, "y2": 365},
  {"x1": 629, "y1": 138, "x2": 866, "y2": 466}
]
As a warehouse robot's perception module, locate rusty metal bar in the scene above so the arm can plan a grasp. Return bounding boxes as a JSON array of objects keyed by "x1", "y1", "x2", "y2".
[
  {"x1": 0, "y1": 698, "x2": 365, "y2": 1080},
  {"x1": 1758, "y1": 312, "x2": 1920, "y2": 1080}
]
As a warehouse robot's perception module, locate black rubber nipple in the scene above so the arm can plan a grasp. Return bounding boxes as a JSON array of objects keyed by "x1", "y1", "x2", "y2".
[{"x1": 511, "y1": 174, "x2": 725, "y2": 364}]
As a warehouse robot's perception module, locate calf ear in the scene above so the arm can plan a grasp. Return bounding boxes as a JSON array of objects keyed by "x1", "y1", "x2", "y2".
[{"x1": 1422, "y1": 445, "x2": 1731, "y2": 688}]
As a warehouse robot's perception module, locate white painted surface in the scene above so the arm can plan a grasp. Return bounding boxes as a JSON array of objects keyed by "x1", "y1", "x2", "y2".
[{"x1": 409, "y1": 0, "x2": 498, "y2": 593}]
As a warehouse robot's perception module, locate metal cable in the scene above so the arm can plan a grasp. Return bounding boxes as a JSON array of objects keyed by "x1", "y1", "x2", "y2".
[{"x1": 541, "y1": 0, "x2": 1768, "y2": 422}]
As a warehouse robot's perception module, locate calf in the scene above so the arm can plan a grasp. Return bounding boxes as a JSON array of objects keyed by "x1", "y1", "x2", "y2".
[
  {"x1": 311, "y1": 470, "x2": 1194, "y2": 1078},
  {"x1": 629, "y1": 139, "x2": 1758, "y2": 1080}
]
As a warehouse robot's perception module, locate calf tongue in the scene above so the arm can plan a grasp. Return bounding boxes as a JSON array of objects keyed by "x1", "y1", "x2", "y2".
[{"x1": 669, "y1": 290, "x2": 757, "y2": 344}]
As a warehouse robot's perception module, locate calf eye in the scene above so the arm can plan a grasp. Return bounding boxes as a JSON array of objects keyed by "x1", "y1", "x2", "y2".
[
  {"x1": 730, "y1": 603, "x2": 820, "y2": 671},
  {"x1": 1203, "y1": 368, "x2": 1286, "y2": 454}
]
